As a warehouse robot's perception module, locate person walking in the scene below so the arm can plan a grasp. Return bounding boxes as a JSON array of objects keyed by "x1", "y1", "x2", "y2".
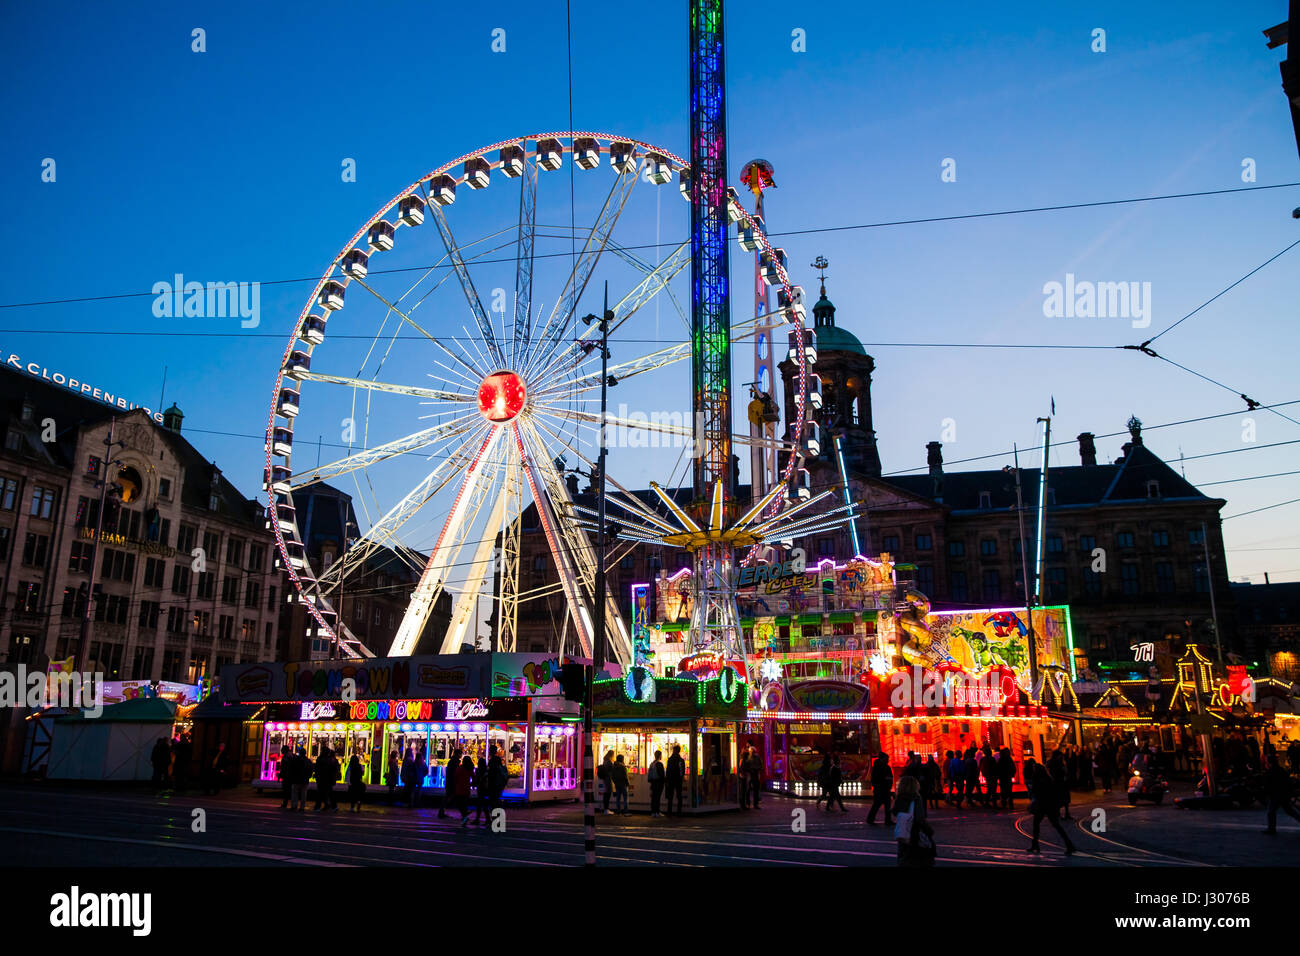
[
  {"x1": 979, "y1": 748, "x2": 998, "y2": 809},
  {"x1": 747, "y1": 746, "x2": 763, "y2": 809},
  {"x1": 172, "y1": 733, "x2": 193, "y2": 792},
  {"x1": 346, "y1": 754, "x2": 366, "y2": 812},
  {"x1": 1026, "y1": 762, "x2": 1076, "y2": 855},
  {"x1": 202, "y1": 742, "x2": 229, "y2": 796},
  {"x1": 867, "y1": 752, "x2": 894, "y2": 825},
  {"x1": 312, "y1": 747, "x2": 336, "y2": 811},
  {"x1": 153, "y1": 738, "x2": 174, "y2": 790},
  {"x1": 484, "y1": 749, "x2": 507, "y2": 828},
  {"x1": 385, "y1": 751, "x2": 400, "y2": 805},
  {"x1": 998, "y1": 747, "x2": 1016, "y2": 810},
  {"x1": 963, "y1": 746, "x2": 981, "y2": 808},
  {"x1": 1048, "y1": 749, "x2": 1071, "y2": 820},
  {"x1": 924, "y1": 753, "x2": 942, "y2": 810},
  {"x1": 275, "y1": 744, "x2": 293, "y2": 806},
  {"x1": 738, "y1": 747, "x2": 752, "y2": 809},
  {"x1": 1261, "y1": 752, "x2": 1300, "y2": 835},
  {"x1": 648, "y1": 749, "x2": 666, "y2": 817},
  {"x1": 470, "y1": 756, "x2": 489, "y2": 825},
  {"x1": 400, "y1": 747, "x2": 419, "y2": 809},
  {"x1": 440, "y1": 749, "x2": 461, "y2": 818},
  {"x1": 598, "y1": 750, "x2": 616, "y2": 815},
  {"x1": 945, "y1": 750, "x2": 962, "y2": 806},
  {"x1": 665, "y1": 744, "x2": 686, "y2": 816},
  {"x1": 289, "y1": 746, "x2": 309, "y2": 811},
  {"x1": 455, "y1": 754, "x2": 474, "y2": 824},
  {"x1": 1097, "y1": 741, "x2": 1114, "y2": 794},
  {"x1": 815, "y1": 752, "x2": 834, "y2": 810},
  {"x1": 611, "y1": 754, "x2": 631, "y2": 814},
  {"x1": 826, "y1": 755, "x2": 848, "y2": 812},
  {"x1": 893, "y1": 775, "x2": 936, "y2": 867}
]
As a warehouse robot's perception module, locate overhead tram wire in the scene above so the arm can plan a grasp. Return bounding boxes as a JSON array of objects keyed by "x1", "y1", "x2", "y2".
[{"x1": 4, "y1": 181, "x2": 1298, "y2": 312}]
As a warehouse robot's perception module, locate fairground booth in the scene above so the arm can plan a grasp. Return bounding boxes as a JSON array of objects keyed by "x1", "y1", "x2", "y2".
[
  {"x1": 590, "y1": 664, "x2": 747, "y2": 813},
  {"x1": 220, "y1": 653, "x2": 583, "y2": 803}
]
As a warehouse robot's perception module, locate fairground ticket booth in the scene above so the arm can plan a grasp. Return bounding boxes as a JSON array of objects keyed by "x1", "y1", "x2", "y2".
[
  {"x1": 221, "y1": 653, "x2": 583, "y2": 804},
  {"x1": 591, "y1": 668, "x2": 747, "y2": 813}
]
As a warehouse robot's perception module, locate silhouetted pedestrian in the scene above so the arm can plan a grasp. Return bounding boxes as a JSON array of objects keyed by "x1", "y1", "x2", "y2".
[
  {"x1": 665, "y1": 745, "x2": 686, "y2": 815},
  {"x1": 867, "y1": 752, "x2": 893, "y2": 824},
  {"x1": 648, "y1": 749, "x2": 666, "y2": 817}
]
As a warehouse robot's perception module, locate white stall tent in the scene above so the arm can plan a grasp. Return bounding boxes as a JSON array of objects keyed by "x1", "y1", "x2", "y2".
[{"x1": 46, "y1": 697, "x2": 177, "y2": 781}]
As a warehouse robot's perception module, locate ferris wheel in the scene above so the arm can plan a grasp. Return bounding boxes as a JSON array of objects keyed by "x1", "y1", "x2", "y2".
[{"x1": 264, "y1": 132, "x2": 811, "y2": 663}]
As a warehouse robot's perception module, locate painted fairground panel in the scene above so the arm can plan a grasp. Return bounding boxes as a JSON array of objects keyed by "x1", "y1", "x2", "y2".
[{"x1": 883, "y1": 606, "x2": 1074, "y2": 695}]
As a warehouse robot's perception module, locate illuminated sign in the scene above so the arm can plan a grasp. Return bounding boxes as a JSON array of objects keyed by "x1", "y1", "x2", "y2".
[
  {"x1": 787, "y1": 680, "x2": 869, "y2": 713},
  {"x1": 3, "y1": 351, "x2": 165, "y2": 422},
  {"x1": 1131, "y1": 642, "x2": 1155, "y2": 662},
  {"x1": 300, "y1": 702, "x2": 339, "y2": 721},
  {"x1": 445, "y1": 699, "x2": 489, "y2": 720},
  {"x1": 347, "y1": 700, "x2": 436, "y2": 721}
]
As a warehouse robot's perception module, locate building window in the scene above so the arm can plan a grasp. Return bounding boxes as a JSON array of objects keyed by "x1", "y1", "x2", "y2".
[
  {"x1": 949, "y1": 571, "x2": 968, "y2": 601},
  {"x1": 1116, "y1": 531, "x2": 1135, "y2": 549},
  {"x1": 69, "y1": 541, "x2": 96, "y2": 574},
  {"x1": 1013, "y1": 538, "x2": 1023, "y2": 557},
  {"x1": 166, "y1": 606, "x2": 187, "y2": 634},
  {"x1": 619, "y1": 554, "x2": 635, "y2": 571},
  {"x1": 143, "y1": 557, "x2": 165, "y2": 588},
  {"x1": 218, "y1": 615, "x2": 234, "y2": 640},
  {"x1": 29, "y1": 486, "x2": 55, "y2": 520},
  {"x1": 1079, "y1": 534, "x2": 1096, "y2": 554},
  {"x1": 882, "y1": 534, "x2": 900, "y2": 552},
  {"x1": 1154, "y1": 562, "x2": 1174, "y2": 593},
  {"x1": 0, "y1": 526, "x2": 10, "y2": 561},
  {"x1": 1046, "y1": 534, "x2": 1063, "y2": 554},
  {"x1": 1189, "y1": 527, "x2": 1205, "y2": 546},
  {"x1": 978, "y1": 491, "x2": 992, "y2": 509},
  {"x1": 139, "y1": 601, "x2": 161, "y2": 629},
  {"x1": 226, "y1": 537, "x2": 245, "y2": 567},
  {"x1": 61, "y1": 586, "x2": 87, "y2": 618},
  {"x1": 916, "y1": 565, "x2": 933, "y2": 594},
  {"x1": 101, "y1": 548, "x2": 136, "y2": 583},
  {"x1": 197, "y1": 571, "x2": 216, "y2": 600},
  {"x1": 172, "y1": 564, "x2": 192, "y2": 596},
  {"x1": 209, "y1": 493, "x2": 220, "y2": 512},
  {"x1": 1120, "y1": 563, "x2": 1139, "y2": 596},
  {"x1": 981, "y1": 569, "x2": 1001, "y2": 602},
  {"x1": 1082, "y1": 567, "x2": 1102, "y2": 596},
  {"x1": 5, "y1": 430, "x2": 21, "y2": 452},
  {"x1": 158, "y1": 518, "x2": 171, "y2": 547},
  {"x1": 915, "y1": 534, "x2": 932, "y2": 551},
  {"x1": 264, "y1": 621, "x2": 273, "y2": 647},
  {"x1": 222, "y1": 574, "x2": 241, "y2": 605},
  {"x1": 1193, "y1": 564, "x2": 1209, "y2": 594},
  {"x1": 1152, "y1": 530, "x2": 1169, "y2": 548},
  {"x1": 980, "y1": 538, "x2": 997, "y2": 557},
  {"x1": 248, "y1": 543, "x2": 266, "y2": 573},
  {"x1": 948, "y1": 540, "x2": 965, "y2": 558},
  {"x1": 0, "y1": 478, "x2": 18, "y2": 511},
  {"x1": 176, "y1": 523, "x2": 198, "y2": 554},
  {"x1": 818, "y1": 538, "x2": 834, "y2": 556},
  {"x1": 245, "y1": 579, "x2": 262, "y2": 608},
  {"x1": 203, "y1": 531, "x2": 221, "y2": 563},
  {"x1": 1146, "y1": 480, "x2": 1160, "y2": 498},
  {"x1": 242, "y1": 618, "x2": 255, "y2": 641},
  {"x1": 93, "y1": 594, "x2": 129, "y2": 626},
  {"x1": 532, "y1": 555, "x2": 546, "y2": 571},
  {"x1": 18, "y1": 581, "x2": 42, "y2": 614},
  {"x1": 159, "y1": 478, "x2": 172, "y2": 500},
  {"x1": 1046, "y1": 567, "x2": 1067, "y2": 602},
  {"x1": 87, "y1": 455, "x2": 102, "y2": 476},
  {"x1": 22, "y1": 532, "x2": 49, "y2": 567},
  {"x1": 267, "y1": 585, "x2": 277, "y2": 611},
  {"x1": 374, "y1": 607, "x2": 383, "y2": 626}
]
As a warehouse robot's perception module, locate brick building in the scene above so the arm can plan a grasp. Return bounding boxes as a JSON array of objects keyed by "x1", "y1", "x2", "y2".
[
  {"x1": 1232, "y1": 581, "x2": 1300, "y2": 680},
  {"x1": 0, "y1": 365, "x2": 282, "y2": 682}
]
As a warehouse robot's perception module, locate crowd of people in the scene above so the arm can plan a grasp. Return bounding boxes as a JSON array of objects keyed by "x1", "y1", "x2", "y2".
[{"x1": 148, "y1": 731, "x2": 232, "y2": 795}]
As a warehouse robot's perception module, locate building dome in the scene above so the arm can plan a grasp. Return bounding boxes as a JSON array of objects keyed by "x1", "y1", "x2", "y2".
[{"x1": 814, "y1": 324, "x2": 867, "y2": 355}]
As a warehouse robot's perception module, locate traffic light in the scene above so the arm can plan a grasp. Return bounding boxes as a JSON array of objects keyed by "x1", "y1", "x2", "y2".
[{"x1": 558, "y1": 663, "x2": 588, "y2": 702}]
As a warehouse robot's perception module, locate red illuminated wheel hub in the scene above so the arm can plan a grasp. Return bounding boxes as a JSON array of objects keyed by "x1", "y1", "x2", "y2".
[{"x1": 477, "y1": 371, "x2": 527, "y2": 422}]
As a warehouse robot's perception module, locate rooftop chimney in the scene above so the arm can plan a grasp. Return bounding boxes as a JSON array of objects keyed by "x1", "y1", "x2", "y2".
[
  {"x1": 1126, "y1": 415, "x2": 1144, "y2": 447},
  {"x1": 1077, "y1": 432, "x2": 1097, "y2": 467},
  {"x1": 926, "y1": 441, "x2": 944, "y2": 477}
]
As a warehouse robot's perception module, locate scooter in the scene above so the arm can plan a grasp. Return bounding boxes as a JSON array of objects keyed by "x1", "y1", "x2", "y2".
[{"x1": 1127, "y1": 771, "x2": 1168, "y2": 804}]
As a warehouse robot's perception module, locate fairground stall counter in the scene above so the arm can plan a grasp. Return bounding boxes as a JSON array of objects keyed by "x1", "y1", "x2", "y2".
[
  {"x1": 220, "y1": 653, "x2": 583, "y2": 803},
  {"x1": 750, "y1": 669, "x2": 1058, "y2": 797},
  {"x1": 590, "y1": 666, "x2": 747, "y2": 813}
]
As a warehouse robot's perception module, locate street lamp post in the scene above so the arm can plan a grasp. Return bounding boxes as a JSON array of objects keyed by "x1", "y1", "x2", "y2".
[{"x1": 581, "y1": 288, "x2": 615, "y2": 868}]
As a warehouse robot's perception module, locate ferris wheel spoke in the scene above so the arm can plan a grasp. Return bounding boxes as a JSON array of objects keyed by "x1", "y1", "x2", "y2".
[
  {"x1": 519, "y1": 418, "x2": 633, "y2": 665},
  {"x1": 536, "y1": 341, "x2": 692, "y2": 401},
  {"x1": 497, "y1": 437, "x2": 523, "y2": 653},
  {"x1": 389, "y1": 427, "x2": 507, "y2": 656},
  {"x1": 426, "y1": 196, "x2": 507, "y2": 370},
  {"x1": 310, "y1": 431, "x2": 491, "y2": 592},
  {"x1": 296, "y1": 370, "x2": 471, "y2": 403},
  {"x1": 524, "y1": 239, "x2": 691, "y2": 387},
  {"x1": 608, "y1": 242, "x2": 690, "y2": 329},
  {"x1": 522, "y1": 165, "x2": 641, "y2": 380},
  {"x1": 512, "y1": 151, "x2": 540, "y2": 369},
  {"x1": 290, "y1": 413, "x2": 481, "y2": 489}
]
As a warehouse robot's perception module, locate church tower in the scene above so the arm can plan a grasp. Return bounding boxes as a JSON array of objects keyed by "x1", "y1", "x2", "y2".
[{"x1": 779, "y1": 260, "x2": 882, "y2": 480}]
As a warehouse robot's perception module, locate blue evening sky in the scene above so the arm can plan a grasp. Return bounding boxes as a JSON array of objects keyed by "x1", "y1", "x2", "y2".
[{"x1": 1, "y1": 1, "x2": 1297, "y2": 583}]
